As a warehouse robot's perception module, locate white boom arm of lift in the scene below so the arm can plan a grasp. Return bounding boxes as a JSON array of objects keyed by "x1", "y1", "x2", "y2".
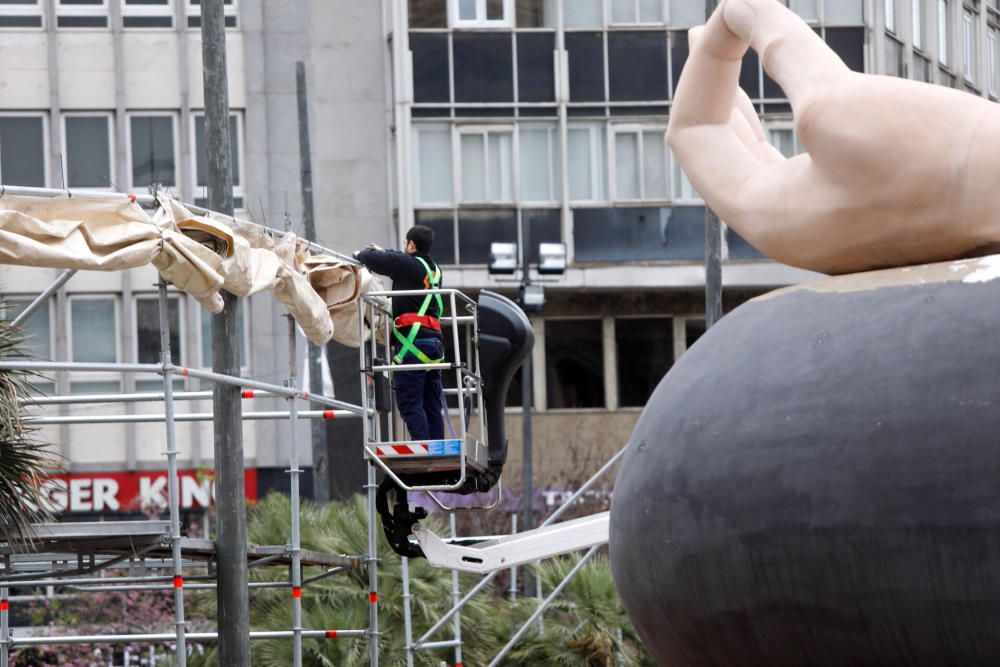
[{"x1": 413, "y1": 511, "x2": 610, "y2": 574}]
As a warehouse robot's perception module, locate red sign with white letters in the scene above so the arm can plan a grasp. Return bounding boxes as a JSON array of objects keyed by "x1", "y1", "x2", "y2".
[{"x1": 34, "y1": 469, "x2": 258, "y2": 514}]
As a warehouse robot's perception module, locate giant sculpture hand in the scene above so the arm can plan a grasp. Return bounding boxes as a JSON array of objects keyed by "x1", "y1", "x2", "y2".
[{"x1": 667, "y1": 0, "x2": 1000, "y2": 274}]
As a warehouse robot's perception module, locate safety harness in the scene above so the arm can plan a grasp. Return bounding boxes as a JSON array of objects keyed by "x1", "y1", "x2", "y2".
[{"x1": 392, "y1": 256, "x2": 445, "y2": 367}]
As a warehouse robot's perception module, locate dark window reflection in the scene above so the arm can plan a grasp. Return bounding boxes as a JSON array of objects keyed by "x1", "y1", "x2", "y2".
[
  {"x1": 517, "y1": 32, "x2": 556, "y2": 102},
  {"x1": 616, "y1": 317, "x2": 673, "y2": 407},
  {"x1": 408, "y1": 0, "x2": 447, "y2": 28},
  {"x1": 523, "y1": 209, "x2": 562, "y2": 264},
  {"x1": 685, "y1": 318, "x2": 706, "y2": 351},
  {"x1": 415, "y1": 210, "x2": 456, "y2": 265},
  {"x1": 825, "y1": 28, "x2": 865, "y2": 72},
  {"x1": 453, "y1": 32, "x2": 514, "y2": 102},
  {"x1": 608, "y1": 31, "x2": 669, "y2": 101},
  {"x1": 740, "y1": 51, "x2": 760, "y2": 98},
  {"x1": 566, "y1": 31, "x2": 606, "y2": 102},
  {"x1": 546, "y1": 319, "x2": 604, "y2": 408},
  {"x1": 411, "y1": 33, "x2": 451, "y2": 103},
  {"x1": 137, "y1": 298, "x2": 181, "y2": 365},
  {"x1": 458, "y1": 208, "x2": 517, "y2": 264},
  {"x1": 0, "y1": 117, "x2": 46, "y2": 187},
  {"x1": 669, "y1": 30, "x2": 688, "y2": 98}
]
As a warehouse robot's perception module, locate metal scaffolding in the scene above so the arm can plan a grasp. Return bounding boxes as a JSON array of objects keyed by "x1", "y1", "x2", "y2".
[
  {"x1": 1, "y1": 185, "x2": 627, "y2": 666},
  {"x1": 0, "y1": 186, "x2": 373, "y2": 666}
]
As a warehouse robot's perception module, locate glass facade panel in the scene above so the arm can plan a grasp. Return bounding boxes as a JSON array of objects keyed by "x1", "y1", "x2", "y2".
[
  {"x1": 612, "y1": 0, "x2": 633, "y2": 23},
  {"x1": 194, "y1": 114, "x2": 240, "y2": 187},
  {"x1": 457, "y1": 208, "x2": 516, "y2": 263},
  {"x1": 790, "y1": 0, "x2": 818, "y2": 21},
  {"x1": 989, "y1": 29, "x2": 999, "y2": 96},
  {"x1": 460, "y1": 133, "x2": 486, "y2": 201},
  {"x1": 545, "y1": 319, "x2": 604, "y2": 409},
  {"x1": 913, "y1": 0, "x2": 924, "y2": 48},
  {"x1": 567, "y1": 124, "x2": 605, "y2": 201},
  {"x1": 670, "y1": 0, "x2": 705, "y2": 27},
  {"x1": 939, "y1": 0, "x2": 951, "y2": 66},
  {"x1": 519, "y1": 124, "x2": 557, "y2": 202},
  {"x1": 453, "y1": 33, "x2": 514, "y2": 102},
  {"x1": 458, "y1": 0, "x2": 475, "y2": 20},
  {"x1": 415, "y1": 210, "x2": 457, "y2": 264},
  {"x1": 564, "y1": 0, "x2": 602, "y2": 27},
  {"x1": 6, "y1": 300, "x2": 51, "y2": 359},
  {"x1": 825, "y1": 27, "x2": 865, "y2": 71},
  {"x1": 0, "y1": 116, "x2": 45, "y2": 187},
  {"x1": 517, "y1": 32, "x2": 556, "y2": 102},
  {"x1": 669, "y1": 30, "x2": 689, "y2": 97},
  {"x1": 566, "y1": 31, "x2": 606, "y2": 101},
  {"x1": 739, "y1": 51, "x2": 761, "y2": 98},
  {"x1": 963, "y1": 10, "x2": 975, "y2": 82},
  {"x1": 71, "y1": 299, "x2": 116, "y2": 363},
  {"x1": 486, "y1": 0, "x2": 504, "y2": 20},
  {"x1": 488, "y1": 132, "x2": 513, "y2": 200},
  {"x1": 516, "y1": 0, "x2": 557, "y2": 27},
  {"x1": 409, "y1": 0, "x2": 447, "y2": 27},
  {"x1": 608, "y1": 31, "x2": 669, "y2": 100},
  {"x1": 639, "y1": 0, "x2": 661, "y2": 22},
  {"x1": 574, "y1": 206, "x2": 704, "y2": 261},
  {"x1": 65, "y1": 116, "x2": 111, "y2": 188},
  {"x1": 130, "y1": 115, "x2": 175, "y2": 188},
  {"x1": 615, "y1": 131, "x2": 640, "y2": 200},
  {"x1": 410, "y1": 33, "x2": 450, "y2": 103},
  {"x1": 523, "y1": 208, "x2": 562, "y2": 263},
  {"x1": 824, "y1": 0, "x2": 864, "y2": 23},
  {"x1": 415, "y1": 125, "x2": 453, "y2": 204},
  {"x1": 136, "y1": 297, "x2": 180, "y2": 364},
  {"x1": 643, "y1": 130, "x2": 667, "y2": 199},
  {"x1": 616, "y1": 317, "x2": 672, "y2": 407},
  {"x1": 685, "y1": 318, "x2": 706, "y2": 350}
]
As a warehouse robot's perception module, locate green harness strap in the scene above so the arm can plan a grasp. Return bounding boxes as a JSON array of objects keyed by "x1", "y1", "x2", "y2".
[{"x1": 392, "y1": 257, "x2": 445, "y2": 367}]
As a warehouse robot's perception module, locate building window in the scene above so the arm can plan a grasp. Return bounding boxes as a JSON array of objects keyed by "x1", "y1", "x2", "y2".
[
  {"x1": 515, "y1": 0, "x2": 556, "y2": 27},
  {"x1": 135, "y1": 296, "x2": 181, "y2": 365},
  {"x1": 545, "y1": 319, "x2": 604, "y2": 409},
  {"x1": 565, "y1": 31, "x2": 606, "y2": 102},
  {"x1": 940, "y1": 0, "x2": 952, "y2": 67},
  {"x1": 5, "y1": 299, "x2": 53, "y2": 360},
  {"x1": 518, "y1": 123, "x2": 559, "y2": 203},
  {"x1": 450, "y1": 0, "x2": 512, "y2": 27},
  {"x1": 564, "y1": 0, "x2": 603, "y2": 28},
  {"x1": 410, "y1": 0, "x2": 448, "y2": 28},
  {"x1": 607, "y1": 31, "x2": 670, "y2": 101},
  {"x1": 612, "y1": 126, "x2": 667, "y2": 202},
  {"x1": 615, "y1": 317, "x2": 672, "y2": 408},
  {"x1": 684, "y1": 317, "x2": 705, "y2": 351},
  {"x1": 413, "y1": 124, "x2": 454, "y2": 206},
  {"x1": 453, "y1": 33, "x2": 514, "y2": 103},
  {"x1": 459, "y1": 127, "x2": 513, "y2": 203},
  {"x1": 201, "y1": 302, "x2": 246, "y2": 368},
  {"x1": 963, "y1": 9, "x2": 976, "y2": 82},
  {"x1": 129, "y1": 113, "x2": 177, "y2": 190},
  {"x1": 885, "y1": 0, "x2": 897, "y2": 32},
  {"x1": 913, "y1": 0, "x2": 925, "y2": 49},
  {"x1": 70, "y1": 298, "x2": 117, "y2": 363},
  {"x1": 988, "y1": 28, "x2": 999, "y2": 96},
  {"x1": 123, "y1": 0, "x2": 173, "y2": 28},
  {"x1": 0, "y1": 115, "x2": 46, "y2": 187},
  {"x1": 669, "y1": 0, "x2": 705, "y2": 28},
  {"x1": 567, "y1": 123, "x2": 606, "y2": 202},
  {"x1": 886, "y1": 35, "x2": 905, "y2": 76},
  {"x1": 912, "y1": 50, "x2": 932, "y2": 80},
  {"x1": 192, "y1": 111, "x2": 243, "y2": 208},
  {"x1": 611, "y1": 0, "x2": 662, "y2": 25},
  {"x1": 57, "y1": 0, "x2": 109, "y2": 28},
  {"x1": 768, "y1": 127, "x2": 803, "y2": 158},
  {"x1": 63, "y1": 114, "x2": 113, "y2": 189},
  {"x1": 0, "y1": 0, "x2": 43, "y2": 28},
  {"x1": 824, "y1": 0, "x2": 864, "y2": 23},
  {"x1": 187, "y1": 0, "x2": 237, "y2": 29},
  {"x1": 785, "y1": 0, "x2": 818, "y2": 21}
]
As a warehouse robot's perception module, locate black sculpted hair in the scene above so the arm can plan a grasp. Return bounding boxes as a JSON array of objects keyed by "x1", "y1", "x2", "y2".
[{"x1": 406, "y1": 225, "x2": 435, "y2": 253}]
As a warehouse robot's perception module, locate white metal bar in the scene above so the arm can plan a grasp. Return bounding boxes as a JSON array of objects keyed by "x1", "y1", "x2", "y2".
[
  {"x1": 9, "y1": 629, "x2": 367, "y2": 646},
  {"x1": 19, "y1": 390, "x2": 283, "y2": 405},
  {"x1": 402, "y1": 557, "x2": 415, "y2": 667},
  {"x1": 23, "y1": 410, "x2": 357, "y2": 425},
  {"x1": 449, "y1": 513, "x2": 463, "y2": 666},
  {"x1": 286, "y1": 314, "x2": 303, "y2": 667}
]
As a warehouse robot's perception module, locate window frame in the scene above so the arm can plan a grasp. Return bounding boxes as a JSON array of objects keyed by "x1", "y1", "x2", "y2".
[
  {"x1": 542, "y1": 315, "x2": 607, "y2": 411},
  {"x1": 988, "y1": 27, "x2": 999, "y2": 96},
  {"x1": 133, "y1": 293, "x2": 185, "y2": 367},
  {"x1": 609, "y1": 123, "x2": 669, "y2": 203},
  {"x1": 61, "y1": 112, "x2": 115, "y2": 192},
  {"x1": 449, "y1": 0, "x2": 514, "y2": 28},
  {"x1": 4, "y1": 297, "x2": 55, "y2": 361},
  {"x1": 0, "y1": 0, "x2": 44, "y2": 30},
  {"x1": 122, "y1": 0, "x2": 174, "y2": 29},
  {"x1": 126, "y1": 111, "x2": 180, "y2": 193},
  {"x1": 886, "y1": 0, "x2": 898, "y2": 32},
  {"x1": 940, "y1": 0, "x2": 953, "y2": 67},
  {"x1": 56, "y1": 0, "x2": 110, "y2": 29},
  {"x1": 913, "y1": 0, "x2": 926, "y2": 49},
  {"x1": 0, "y1": 112, "x2": 49, "y2": 188},
  {"x1": 613, "y1": 313, "x2": 674, "y2": 408},
  {"x1": 189, "y1": 109, "x2": 245, "y2": 207},
  {"x1": 455, "y1": 124, "x2": 516, "y2": 204},
  {"x1": 609, "y1": 0, "x2": 665, "y2": 26},
  {"x1": 962, "y1": 8, "x2": 977, "y2": 82},
  {"x1": 566, "y1": 122, "x2": 607, "y2": 204}
]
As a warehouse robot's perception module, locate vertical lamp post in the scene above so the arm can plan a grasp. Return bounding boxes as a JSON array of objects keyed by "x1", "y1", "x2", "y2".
[{"x1": 488, "y1": 226, "x2": 566, "y2": 595}]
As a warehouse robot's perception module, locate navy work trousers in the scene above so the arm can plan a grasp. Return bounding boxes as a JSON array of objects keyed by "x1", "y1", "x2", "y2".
[{"x1": 393, "y1": 337, "x2": 444, "y2": 441}]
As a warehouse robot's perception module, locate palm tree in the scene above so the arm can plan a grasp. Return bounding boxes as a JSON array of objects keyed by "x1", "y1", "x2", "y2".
[{"x1": 0, "y1": 302, "x2": 53, "y2": 547}]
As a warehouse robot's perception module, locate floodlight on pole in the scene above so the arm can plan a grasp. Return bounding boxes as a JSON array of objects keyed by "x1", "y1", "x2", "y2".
[
  {"x1": 488, "y1": 242, "x2": 518, "y2": 275},
  {"x1": 537, "y1": 243, "x2": 567, "y2": 276}
]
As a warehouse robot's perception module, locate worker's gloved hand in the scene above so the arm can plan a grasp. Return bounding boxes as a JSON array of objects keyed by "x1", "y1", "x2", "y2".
[
  {"x1": 352, "y1": 249, "x2": 362, "y2": 260},
  {"x1": 365, "y1": 243, "x2": 383, "y2": 251}
]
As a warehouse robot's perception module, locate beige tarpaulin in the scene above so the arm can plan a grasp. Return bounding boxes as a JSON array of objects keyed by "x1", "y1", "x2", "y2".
[{"x1": 0, "y1": 194, "x2": 381, "y2": 347}]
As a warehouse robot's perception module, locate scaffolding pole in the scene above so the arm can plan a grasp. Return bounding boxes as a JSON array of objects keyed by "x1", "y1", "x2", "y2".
[
  {"x1": 157, "y1": 279, "x2": 187, "y2": 666},
  {"x1": 449, "y1": 513, "x2": 463, "y2": 667},
  {"x1": 360, "y1": 299, "x2": 380, "y2": 666},
  {"x1": 402, "y1": 557, "x2": 415, "y2": 667},
  {"x1": 286, "y1": 314, "x2": 304, "y2": 667}
]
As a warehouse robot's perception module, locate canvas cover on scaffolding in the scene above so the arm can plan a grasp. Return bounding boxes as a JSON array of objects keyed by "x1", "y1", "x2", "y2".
[{"x1": 0, "y1": 193, "x2": 382, "y2": 346}]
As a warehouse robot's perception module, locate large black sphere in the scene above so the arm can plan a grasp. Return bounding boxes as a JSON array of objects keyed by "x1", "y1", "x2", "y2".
[{"x1": 610, "y1": 261, "x2": 1000, "y2": 666}]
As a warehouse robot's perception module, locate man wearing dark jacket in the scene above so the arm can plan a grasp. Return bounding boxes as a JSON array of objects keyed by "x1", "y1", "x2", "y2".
[{"x1": 355, "y1": 226, "x2": 445, "y2": 441}]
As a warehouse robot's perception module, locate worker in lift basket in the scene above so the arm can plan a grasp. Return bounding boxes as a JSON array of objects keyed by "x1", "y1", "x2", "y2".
[{"x1": 354, "y1": 225, "x2": 445, "y2": 442}]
